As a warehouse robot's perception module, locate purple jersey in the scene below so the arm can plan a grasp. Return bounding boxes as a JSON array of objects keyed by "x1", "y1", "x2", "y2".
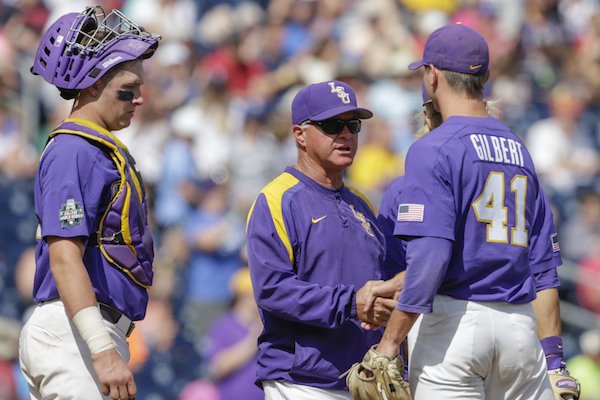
[
  {"x1": 394, "y1": 116, "x2": 561, "y2": 309},
  {"x1": 246, "y1": 167, "x2": 384, "y2": 390},
  {"x1": 33, "y1": 119, "x2": 148, "y2": 320},
  {"x1": 377, "y1": 177, "x2": 407, "y2": 279}
]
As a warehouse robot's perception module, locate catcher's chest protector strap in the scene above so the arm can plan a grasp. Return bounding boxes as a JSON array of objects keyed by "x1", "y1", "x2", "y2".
[{"x1": 49, "y1": 119, "x2": 154, "y2": 288}]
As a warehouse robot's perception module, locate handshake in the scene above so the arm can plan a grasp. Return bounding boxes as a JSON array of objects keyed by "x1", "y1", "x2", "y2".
[
  {"x1": 343, "y1": 273, "x2": 412, "y2": 400},
  {"x1": 355, "y1": 272, "x2": 405, "y2": 329}
]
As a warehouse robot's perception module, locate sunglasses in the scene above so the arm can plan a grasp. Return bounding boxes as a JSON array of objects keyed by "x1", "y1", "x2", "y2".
[{"x1": 303, "y1": 118, "x2": 362, "y2": 135}]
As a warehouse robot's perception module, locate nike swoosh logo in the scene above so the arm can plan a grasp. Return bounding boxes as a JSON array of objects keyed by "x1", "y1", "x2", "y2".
[
  {"x1": 311, "y1": 216, "x2": 327, "y2": 224},
  {"x1": 469, "y1": 64, "x2": 482, "y2": 70}
]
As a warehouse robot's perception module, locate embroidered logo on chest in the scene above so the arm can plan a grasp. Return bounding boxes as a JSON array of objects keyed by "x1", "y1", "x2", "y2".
[
  {"x1": 349, "y1": 205, "x2": 374, "y2": 237},
  {"x1": 311, "y1": 215, "x2": 327, "y2": 224}
]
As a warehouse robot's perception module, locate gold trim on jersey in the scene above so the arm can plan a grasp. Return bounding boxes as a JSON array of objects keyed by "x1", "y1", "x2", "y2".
[{"x1": 248, "y1": 172, "x2": 299, "y2": 264}]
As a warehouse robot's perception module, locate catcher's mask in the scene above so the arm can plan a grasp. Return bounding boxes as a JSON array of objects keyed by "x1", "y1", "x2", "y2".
[{"x1": 31, "y1": 5, "x2": 161, "y2": 96}]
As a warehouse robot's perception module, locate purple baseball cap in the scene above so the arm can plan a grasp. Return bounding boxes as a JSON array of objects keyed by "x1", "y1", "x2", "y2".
[
  {"x1": 408, "y1": 24, "x2": 488, "y2": 75},
  {"x1": 291, "y1": 80, "x2": 373, "y2": 125}
]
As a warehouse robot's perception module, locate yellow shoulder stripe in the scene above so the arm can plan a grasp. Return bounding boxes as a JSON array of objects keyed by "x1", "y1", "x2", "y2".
[
  {"x1": 346, "y1": 184, "x2": 375, "y2": 213},
  {"x1": 64, "y1": 118, "x2": 130, "y2": 151},
  {"x1": 248, "y1": 172, "x2": 299, "y2": 264}
]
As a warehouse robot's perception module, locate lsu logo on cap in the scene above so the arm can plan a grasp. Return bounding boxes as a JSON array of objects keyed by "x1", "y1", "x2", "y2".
[{"x1": 328, "y1": 82, "x2": 350, "y2": 104}]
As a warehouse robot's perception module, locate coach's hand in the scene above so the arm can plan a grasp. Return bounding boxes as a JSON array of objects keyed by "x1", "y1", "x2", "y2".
[
  {"x1": 364, "y1": 272, "x2": 406, "y2": 314},
  {"x1": 356, "y1": 281, "x2": 396, "y2": 327},
  {"x1": 92, "y1": 348, "x2": 137, "y2": 400}
]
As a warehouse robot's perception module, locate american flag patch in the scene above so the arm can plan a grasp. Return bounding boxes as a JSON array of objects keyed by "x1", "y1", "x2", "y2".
[
  {"x1": 397, "y1": 204, "x2": 424, "y2": 222},
  {"x1": 551, "y1": 233, "x2": 560, "y2": 253}
]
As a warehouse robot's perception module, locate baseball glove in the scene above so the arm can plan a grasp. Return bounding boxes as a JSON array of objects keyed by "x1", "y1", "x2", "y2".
[
  {"x1": 548, "y1": 369, "x2": 580, "y2": 400},
  {"x1": 341, "y1": 345, "x2": 411, "y2": 400}
]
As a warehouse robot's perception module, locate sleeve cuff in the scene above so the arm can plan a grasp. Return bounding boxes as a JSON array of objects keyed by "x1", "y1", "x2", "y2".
[
  {"x1": 396, "y1": 302, "x2": 431, "y2": 314},
  {"x1": 350, "y1": 291, "x2": 358, "y2": 319}
]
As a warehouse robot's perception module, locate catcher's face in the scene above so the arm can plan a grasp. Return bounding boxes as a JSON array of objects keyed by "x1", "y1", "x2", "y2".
[{"x1": 96, "y1": 60, "x2": 145, "y2": 131}]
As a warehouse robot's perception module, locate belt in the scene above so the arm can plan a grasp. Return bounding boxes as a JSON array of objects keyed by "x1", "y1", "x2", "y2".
[{"x1": 99, "y1": 303, "x2": 135, "y2": 338}]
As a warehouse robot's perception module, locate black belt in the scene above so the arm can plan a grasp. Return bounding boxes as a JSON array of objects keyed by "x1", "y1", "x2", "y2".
[{"x1": 99, "y1": 303, "x2": 135, "y2": 337}]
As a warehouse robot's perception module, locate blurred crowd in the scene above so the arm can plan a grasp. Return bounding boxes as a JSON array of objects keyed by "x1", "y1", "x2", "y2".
[{"x1": 2, "y1": 0, "x2": 600, "y2": 398}]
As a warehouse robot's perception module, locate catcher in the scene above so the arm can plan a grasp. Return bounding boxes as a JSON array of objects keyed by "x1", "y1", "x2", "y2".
[{"x1": 19, "y1": 6, "x2": 159, "y2": 400}]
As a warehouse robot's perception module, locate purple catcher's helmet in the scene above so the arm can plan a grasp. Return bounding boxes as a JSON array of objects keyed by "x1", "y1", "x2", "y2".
[{"x1": 32, "y1": 6, "x2": 160, "y2": 96}]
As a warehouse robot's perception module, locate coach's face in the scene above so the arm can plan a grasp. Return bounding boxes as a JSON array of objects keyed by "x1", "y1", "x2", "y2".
[
  {"x1": 294, "y1": 110, "x2": 359, "y2": 173},
  {"x1": 96, "y1": 60, "x2": 145, "y2": 132}
]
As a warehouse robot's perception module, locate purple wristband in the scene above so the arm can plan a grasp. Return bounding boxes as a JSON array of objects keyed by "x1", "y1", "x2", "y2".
[
  {"x1": 399, "y1": 343, "x2": 409, "y2": 381},
  {"x1": 540, "y1": 336, "x2": 564, "y2": 370}
]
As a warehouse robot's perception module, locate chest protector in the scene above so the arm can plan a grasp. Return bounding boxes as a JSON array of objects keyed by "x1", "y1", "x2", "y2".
[{"x1": 49, "y1": 120, "x2": 154, "y2": 288}]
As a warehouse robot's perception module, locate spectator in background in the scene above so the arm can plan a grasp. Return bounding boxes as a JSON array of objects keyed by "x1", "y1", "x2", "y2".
[
  {"x1": 180, "y1": 179, "x2": 245, "y2": 343},
  {"x1": 561, "y1": 189, "x2": 600, "y2": 262},
  {"x1": 132, "y1": 257, "x2": 203, "y2": 399},
  {"x1": 0, "y1": 316, "x2": 22, "y2": 400},
  {"x1": 204, "y1": 267, "x2": 263, "y2": 400},
  {"x1": 575, "y1": 233, "x2": 600, "y2": 316},
  {"x1": 123, "y1": 0, "x2": 197, "y2": 43},
  {"x1": 117, "y1": 42, "x2": 191, "y2": 189},
  {"x1": 365, "y1": 53, "x2": 423, "y2": 157},
  {"x1": 228, "y1": 106, "x2": 282, "y2": 215},
  {"x1": 348, "y1": 118, "x2": 404, "y2": 205},
  {"x1": 577, "y1": 13, "x2": 600, "y2": 103},
  {"x1": 0, "y1": 101, "x2": 38, "y2": 179},
  {"x1": 526, "y1": 82, "x2": 599, "y2": 203},
  {"x1": 179, "y1": 379, "x2": 219, "y2": 400},
  {"x1": 170, "y1": 73, "x2": 234, "y2": 181},
  {"x1": 566, "y1": 328, "x2": 600, "y2": 399},
  {"x1": 153, "y1": 127, "x2": 201, "y2": 231}
]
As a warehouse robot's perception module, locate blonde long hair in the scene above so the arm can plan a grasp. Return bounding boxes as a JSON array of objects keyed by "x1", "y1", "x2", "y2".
[{"x1": 414, "y1": 99, "x2": 500, "y2": 138}]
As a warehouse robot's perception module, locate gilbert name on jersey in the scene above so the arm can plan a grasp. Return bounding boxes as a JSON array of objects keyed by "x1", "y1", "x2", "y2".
[{"x1": 469, "y1": 133, "x2": 524, "y2": 167}]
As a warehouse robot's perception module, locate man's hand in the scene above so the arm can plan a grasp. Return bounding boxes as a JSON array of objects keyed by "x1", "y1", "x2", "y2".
[
  {"x1": 548, "y1": 368, "x2": 580, "y2": 400},
  {"x1": 92, "y1": 348, "x2": 137, "y2": 400},
  {"x1": 365, "y1": 272, "x2": 406, "y2": 313},
  {"x1": 341, "y1": 345, "x2": 411, "y2": 400},
  {"x1": 356, "y1": 281, "x2": 396, "y2": 327}
]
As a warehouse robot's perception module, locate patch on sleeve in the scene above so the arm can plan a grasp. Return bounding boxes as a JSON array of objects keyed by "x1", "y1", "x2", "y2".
[
  {"x1": 59, "y1": 199, "x2": 85, "y2": 228},
  {"x1": 551, "y1": 233, "x2": 560, "y2": 253},
  {"x1": 397, "y1": 204, "x2": 424, "y2": 222}
]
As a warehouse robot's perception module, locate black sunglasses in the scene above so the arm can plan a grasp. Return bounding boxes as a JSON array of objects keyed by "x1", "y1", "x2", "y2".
[{"x1": 303, "y1": 118, "x2": 362, "y2": 135}]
